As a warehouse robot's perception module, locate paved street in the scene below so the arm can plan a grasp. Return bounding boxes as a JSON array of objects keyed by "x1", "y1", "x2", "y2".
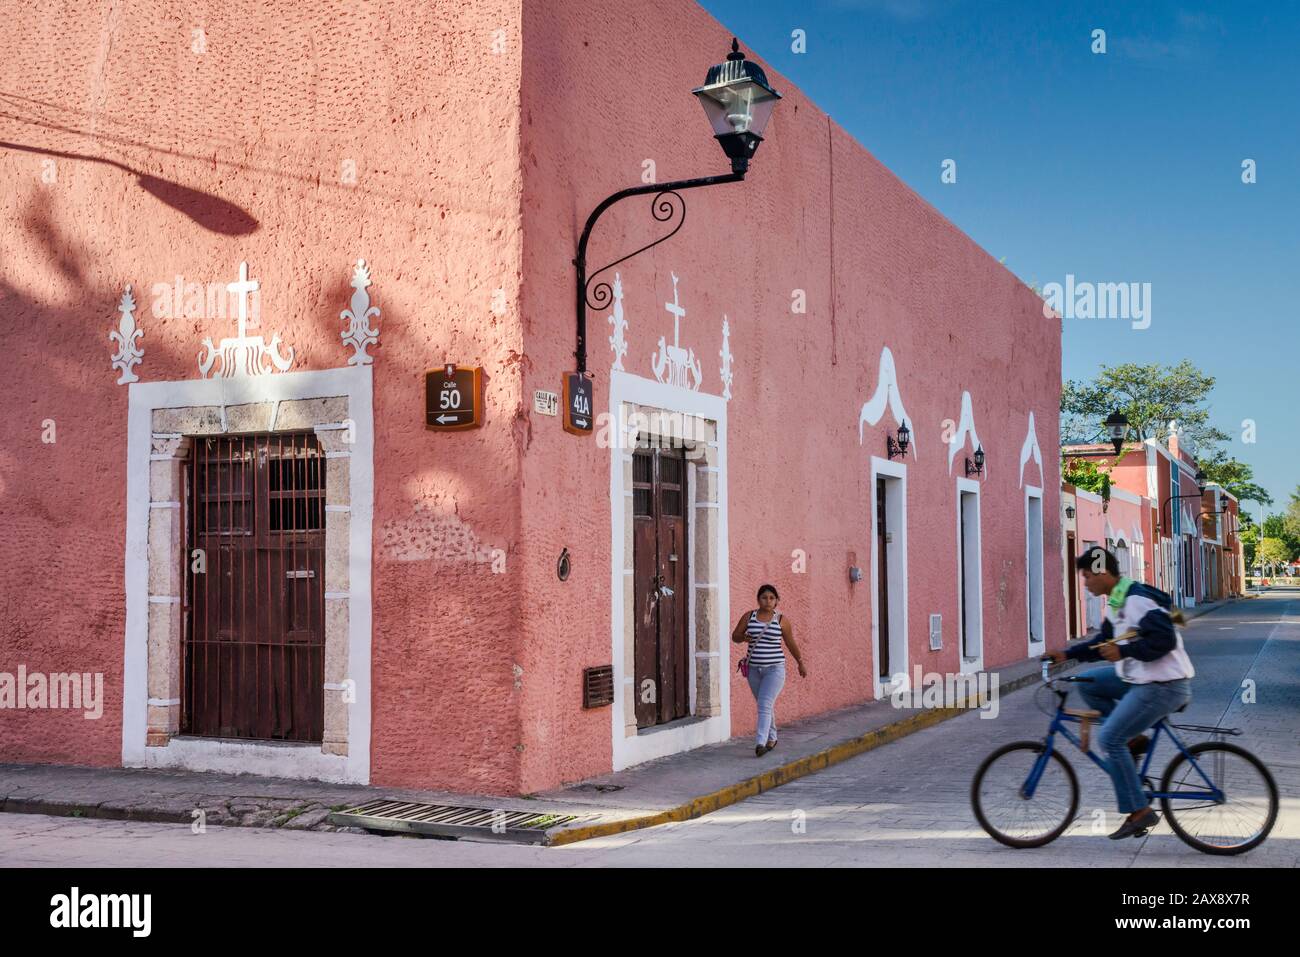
[{"x1": 2, "y1": 592, "x2": 1295, "y2": 867}]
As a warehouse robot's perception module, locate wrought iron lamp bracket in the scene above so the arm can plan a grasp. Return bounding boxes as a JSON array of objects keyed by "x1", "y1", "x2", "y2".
[{"x1": 574, "y1": 171, "x2": 744, "y2": 374}]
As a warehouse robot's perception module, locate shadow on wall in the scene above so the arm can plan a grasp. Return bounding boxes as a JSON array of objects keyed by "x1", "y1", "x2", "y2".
[{"x1": 1, "y1": 140, "x2": 259, "y2": 236}]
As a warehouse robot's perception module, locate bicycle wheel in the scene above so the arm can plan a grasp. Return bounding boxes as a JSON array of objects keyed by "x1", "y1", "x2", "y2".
[
  {"x1": 972, "y1": 741, "x2": 1079, "y2": 848},
  {"x1": 1160, "y1": 742, "x2": 1278, "y2": 855}
]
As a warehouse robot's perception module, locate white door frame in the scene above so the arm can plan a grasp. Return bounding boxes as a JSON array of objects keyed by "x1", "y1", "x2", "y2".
[
  {"x1": 121, "y1": 365, "x2": 374, "y2": 784},
  {"x1": 870, "y1": 457, "x2": 908, "y2": 700},
  {"x1": 1024, "y1": 485, "x2": 1045, "y2": 655},
  {"x1": 956, "y1": 477, "x2": 984, "y2": 674},
  {"x1": 608, "y1": 371, "x2": 729, "y2": 771}
]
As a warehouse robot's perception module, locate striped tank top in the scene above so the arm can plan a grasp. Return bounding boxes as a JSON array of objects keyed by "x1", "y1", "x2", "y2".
[{"x1": 746, "y1": 611, "x2": 785, "y2": 666}]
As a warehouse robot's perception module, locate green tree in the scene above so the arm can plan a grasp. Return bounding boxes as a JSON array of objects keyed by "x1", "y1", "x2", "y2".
[
  {"x1": 1200, "y1": 452, "x2": 1272, "y2": 508},
  {"x1": 1257, "y1": 538, "x2": 1291, "y2": 574},
  {"x1": 1062, "y1": 456, "x2": 1107, "y2": 495},
  {"x1": 1240, "y1": 524, "x2": 1260, "y2": 568},
  {"x1": 1285, "y1": 484, "x2": 1300, "y2": 542},
  {"x1": 1262, "y1": 514, "x2": 1300, "y2": 560},
  {"x1": 1061, "y1": 360, "x2": 1231, "y2": 451}
]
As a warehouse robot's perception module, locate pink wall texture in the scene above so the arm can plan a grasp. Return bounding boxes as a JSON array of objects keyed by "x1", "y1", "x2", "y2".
[
  {"x1": 513, "y1": 0, "x2": 1063, "y2": 791},
  {"x1": 2, "y1": 0, "x2": 1063, "y2": 795},
  {"x1": 0, "y1": 1, "x2": 530, "y2": 791}
]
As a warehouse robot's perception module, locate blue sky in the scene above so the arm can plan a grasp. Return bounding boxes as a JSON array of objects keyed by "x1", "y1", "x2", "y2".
[{"x1": 699, "y1": 0, "x2": 1297, "y2": 516}]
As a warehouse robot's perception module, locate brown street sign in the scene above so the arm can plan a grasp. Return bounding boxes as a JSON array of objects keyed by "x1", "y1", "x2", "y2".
[
  {"x1": 563, "y1": 372, "x2": 594, "y2": 436},
  {"x1": 426, "y1": 364, "x2": 483, "y2": 431}
]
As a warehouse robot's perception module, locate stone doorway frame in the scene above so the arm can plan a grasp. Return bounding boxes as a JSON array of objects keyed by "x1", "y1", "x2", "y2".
[
  {"x1": 608, "y1": 371, "x2": 729, "y2": 772},
  {"x1": 121, "y1": 366, "x2": 373, "y2": 784}
]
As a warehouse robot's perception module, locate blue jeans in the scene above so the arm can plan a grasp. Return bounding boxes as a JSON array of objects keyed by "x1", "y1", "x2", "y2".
[
  {"x1": 746, "y1": 661, "x2": 786, "y2": 747},
  {"x1": 1077, "y1": 665, "x2": 1192, "y2": 813}
]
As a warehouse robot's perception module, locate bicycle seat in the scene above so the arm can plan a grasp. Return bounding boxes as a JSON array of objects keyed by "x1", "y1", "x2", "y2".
[{"x1": 1174, "y1": 701, "x2": 1188, "y2": 713}]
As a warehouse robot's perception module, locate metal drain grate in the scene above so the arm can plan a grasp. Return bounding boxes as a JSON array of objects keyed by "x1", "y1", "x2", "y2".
[{"x1": 328, "y1": 799, "x2": 591, "y2": 844}]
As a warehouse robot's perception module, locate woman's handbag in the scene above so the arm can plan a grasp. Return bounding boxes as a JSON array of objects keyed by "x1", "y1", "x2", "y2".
[{"x1": 738, "y1": 611, "x2": 780, "y2": 679}]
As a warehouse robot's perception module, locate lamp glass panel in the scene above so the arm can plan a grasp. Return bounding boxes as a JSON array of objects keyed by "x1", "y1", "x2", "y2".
[{"x1": 696, "y1": 81, "x2": 778, "y2": 137}]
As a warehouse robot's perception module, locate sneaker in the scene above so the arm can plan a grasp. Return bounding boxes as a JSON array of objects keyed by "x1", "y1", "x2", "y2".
[
  {"x1": 766, "y1": 737, "x2": 777, "y2": 751},
  {"x1": 755, "y1": 744, "x2": 770, "y2": 757},
  {"x1": 1108, "y1": 807, "x2": 1160, "y2": 840}
]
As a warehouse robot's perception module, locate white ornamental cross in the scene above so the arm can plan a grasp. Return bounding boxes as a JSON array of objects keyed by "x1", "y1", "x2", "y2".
[
  {"x1": 651, "y1": 272, "x2": 702, "y2": 391},
  {"x1": 198, "y1": 261, "x2": 294, "y2": 378}
]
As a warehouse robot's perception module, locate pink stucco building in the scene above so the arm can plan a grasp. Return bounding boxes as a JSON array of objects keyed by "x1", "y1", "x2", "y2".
[{"x1": 1, "y1": 0, "x2": 1062, "y2": 794}]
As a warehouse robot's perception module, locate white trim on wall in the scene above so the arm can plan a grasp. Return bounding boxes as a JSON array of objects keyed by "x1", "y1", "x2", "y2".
[
  {"x1": 869, "y1": 456, "x2": 908, "y2": 701},
  {"x1": 608, "y1": 371, "x2": 728, "y2": 771},
  {"x1": 121, "y1": 365, "x2": 374, "y2": 784}
]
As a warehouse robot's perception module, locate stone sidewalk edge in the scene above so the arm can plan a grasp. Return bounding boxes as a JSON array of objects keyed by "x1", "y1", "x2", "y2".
[{"x1": 546, "y1": 664, "x2": 1046, "y2": 846}]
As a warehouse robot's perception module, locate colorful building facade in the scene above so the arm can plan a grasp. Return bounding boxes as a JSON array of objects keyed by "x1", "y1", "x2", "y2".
[
  {"x1": 1, "y1": 0, "x2": 1063, "y2": 794},
  {"x1": 1062, "y1": 433, "x2": 1242, "y2": 636}
]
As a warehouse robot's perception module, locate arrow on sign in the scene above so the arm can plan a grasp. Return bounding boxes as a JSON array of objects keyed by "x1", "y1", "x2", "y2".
[
  {"x1": 436, "y1": 414, "x2": 461, "y2": 424},
  {"x1": 574, "y1": 417, "x2": 588, "y2": 428}
]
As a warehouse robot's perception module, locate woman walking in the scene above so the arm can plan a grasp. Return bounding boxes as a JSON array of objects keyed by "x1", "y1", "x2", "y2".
[{"x1": 732, "y1": 584, "x2": 807, "y2": 756}]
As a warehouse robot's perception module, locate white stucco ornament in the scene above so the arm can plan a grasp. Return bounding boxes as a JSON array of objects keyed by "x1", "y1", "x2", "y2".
[
  {"x1": 719, "y1": 315, "x2": 734, "y2": 401},
  {"x1": 651, "y1": 272, "x2": 702, "y2": 391},
  {"x1": 1018, "y1": 411, "x2": 1043, "y2": 488},
  {"x1": 946, "y1": 390, "x2": 986, "y2": 476},
  {"x1": 198, "y1": 261, "x2": 294, "y2": 378},
  {"x1": 109, "y1": 284, "x2": 144, "y2": 384},
  {"x1": 340, "y1": 258, "x2": 381, "y2": 366},
  {"x1": 859, "y1": 346, "x2": 916, "y2": 456},
  {"x1": 607, "y1": 272, "x2": 628, "y2": 371}
]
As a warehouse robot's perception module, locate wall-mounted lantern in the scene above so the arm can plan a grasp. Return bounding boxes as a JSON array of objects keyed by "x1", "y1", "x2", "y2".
[
  {"x1": 965, "y1": 445, "x2": 985, "y2": 477},
  {"x1": 1194, "y1": 468, "x2": 1207, "y2": 494},
  {"x1": 886, "y1": 421, "x2": 910, "y2": 459},
  {"x1": 692, "y1": 38, "x2": 783, "y2": 174},
  {"x1": 572, "y1": 39, "x2": 781, "y2": 378},
  {"x1": 1065, "y1": 505, "x2": 1076, "y2": 520},
  {"x1": 1104, "y1": 409, "x2": 1129, "y2": 455}
]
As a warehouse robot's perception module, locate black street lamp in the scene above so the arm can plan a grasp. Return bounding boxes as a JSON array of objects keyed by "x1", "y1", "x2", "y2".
[
  {"x1": 886, "y1": 421, "x2": 911, "y2": 459},
  {"x1": 1159, "y1": 467, "x2": 1209, "y2": 535},
  {"x1": 572, "y1": 38, "x2": 781, "y2": 377},
  {"x1": 692, "y1": 38, "x2": 783, "y2": 174},
  {"x1": 1104, "y1": 410, "x2": 1129, "y2": 455},
  {"x1": 965, "y1": 446, "x2": 985, "y2": 477}
]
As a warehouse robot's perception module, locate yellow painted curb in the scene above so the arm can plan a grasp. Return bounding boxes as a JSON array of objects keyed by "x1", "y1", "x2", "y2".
[{"x1": 547, "y1": 670, "x2": 1041, "y2": 847}]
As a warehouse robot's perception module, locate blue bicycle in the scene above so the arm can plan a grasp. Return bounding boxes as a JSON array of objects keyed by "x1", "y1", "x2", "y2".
[{"x1": 971, "y1": 660, "x2": 1278, "y2": 855}]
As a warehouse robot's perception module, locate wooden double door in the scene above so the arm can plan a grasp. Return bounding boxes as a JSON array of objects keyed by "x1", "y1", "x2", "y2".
[
  {"x1": 182, "y1": 432, "x2": 326, "y2": 742},
  {"x1": 632, "y1": 444, "x2": 690, "y2": 729}
]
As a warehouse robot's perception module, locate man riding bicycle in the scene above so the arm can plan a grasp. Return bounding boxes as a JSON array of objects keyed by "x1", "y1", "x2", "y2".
[{"x1": 1046, "y1": 546, "x2": 1195, "y2": 839}]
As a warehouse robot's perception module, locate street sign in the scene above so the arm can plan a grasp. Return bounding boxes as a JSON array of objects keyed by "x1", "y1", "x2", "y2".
[
  {"x1": 425, "y1": 364, "x2": 483, "y2": 431},
  {"x1": 562, "y1": 372, "x2": 593, "y2": 436},
  {"x1": 534, "y1": 390, "x2": 559, "y2": 417}
]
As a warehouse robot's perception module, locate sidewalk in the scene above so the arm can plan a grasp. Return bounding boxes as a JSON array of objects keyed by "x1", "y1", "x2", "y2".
[
  {"x1": 0, "y1": 654, "x2": 1048, "y2": 846},
  {"x1": 0, "y1": 599, "x2": 1240, "y2": 847}
]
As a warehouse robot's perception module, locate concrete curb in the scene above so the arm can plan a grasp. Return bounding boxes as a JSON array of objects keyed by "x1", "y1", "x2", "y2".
[{"x1": 546, "y1": 663, "x2": 1052, "y2": 846}]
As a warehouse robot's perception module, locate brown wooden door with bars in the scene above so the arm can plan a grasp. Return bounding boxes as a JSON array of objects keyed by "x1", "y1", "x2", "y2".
[
  {"x1": 632, "y1": 444, "x2": 689, "y2": 729},
  {"x1": 183, "y1": 432, "x2": 326, "y2": 742}
]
